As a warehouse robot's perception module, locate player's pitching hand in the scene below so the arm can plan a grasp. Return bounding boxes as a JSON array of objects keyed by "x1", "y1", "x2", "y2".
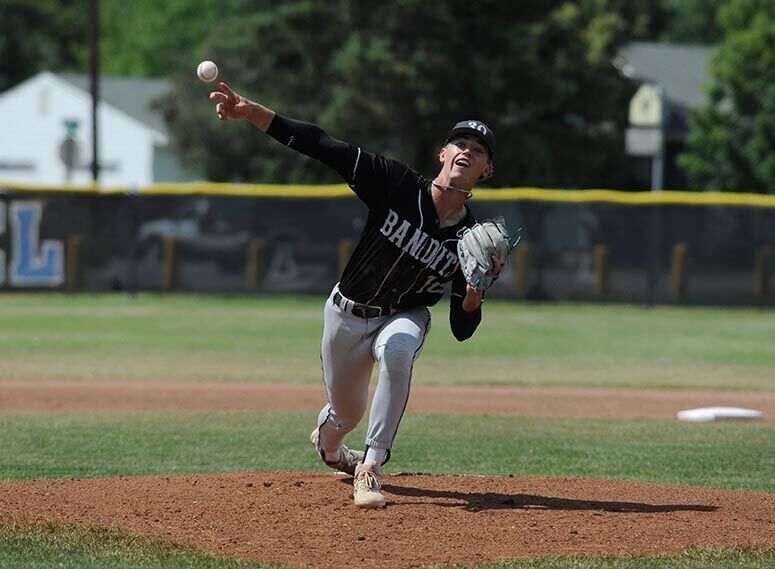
[{"x1": 209, "y1": 82, "x2": 252, "y2": 121}]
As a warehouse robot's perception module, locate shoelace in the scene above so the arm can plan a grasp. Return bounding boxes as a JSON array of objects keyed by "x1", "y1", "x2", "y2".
[{"x1": 357, "y1": 470, "x2": 379, "y2": 490}]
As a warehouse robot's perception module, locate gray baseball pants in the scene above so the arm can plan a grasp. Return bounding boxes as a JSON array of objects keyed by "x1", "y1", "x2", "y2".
[{"x1": 316, "y1": 284, "x2": 431, "y2": 457}]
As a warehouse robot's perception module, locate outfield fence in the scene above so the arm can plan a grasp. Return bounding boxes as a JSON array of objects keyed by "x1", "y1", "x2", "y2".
[{"x1": 1, "y1": 181, "x2": 774, "y2": 306}]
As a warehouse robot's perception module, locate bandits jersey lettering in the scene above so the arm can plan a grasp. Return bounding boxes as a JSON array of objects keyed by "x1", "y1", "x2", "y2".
[{"x1": 338, "y1": 150, "x2": 476, "y2": 311}]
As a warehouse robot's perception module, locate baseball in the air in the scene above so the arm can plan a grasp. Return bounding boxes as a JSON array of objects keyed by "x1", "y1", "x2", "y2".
[{"x1": 196, "y1": 60, "x2": 218, "y2": 83}]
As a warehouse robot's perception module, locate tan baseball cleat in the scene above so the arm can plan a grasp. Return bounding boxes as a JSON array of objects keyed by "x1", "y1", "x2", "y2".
[
  {"x1": 310, "y1": 428, "x2": 364, "y2": 476},
  {"x1": 353, "y1": 462, "x2": 386, "y2": 509}
]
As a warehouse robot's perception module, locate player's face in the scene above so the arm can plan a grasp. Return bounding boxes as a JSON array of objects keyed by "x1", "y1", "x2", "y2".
[{"x1": 440, "y1": 135, "x2": 493, "y2": 186}]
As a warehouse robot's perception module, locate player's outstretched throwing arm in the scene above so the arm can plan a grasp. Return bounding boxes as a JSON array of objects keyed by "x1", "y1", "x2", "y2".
[{"x1": 209, "y1": 82, "x2": 374, "y2": 191}]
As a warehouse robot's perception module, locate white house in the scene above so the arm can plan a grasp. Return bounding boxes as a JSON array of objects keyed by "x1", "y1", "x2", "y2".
[{"x1": 0, "y1": 71, "x2": 196, "y2": 188}]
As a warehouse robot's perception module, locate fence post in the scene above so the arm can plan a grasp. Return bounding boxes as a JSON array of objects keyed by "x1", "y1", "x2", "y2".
[
  {"x1": 246, "y1": 239, "x2": 265, "y2": 290},
  {"x1": 594, "y1": 244, "x2": 609, "y2": 298},
  {"x1": 66, "y1": 234, "x2": 82, "y2": 290},
  {"x1": 671, "y1": 242, "x2": 688, "y2": 301},
  {"x1": 162, "y1": 237, "x2": 177, "y2": 290},
  {"x1": 754, "y1": 245, "x2": 770, "y2": 301},
  {"x1": 513, "y1": 241, "x2": 531, "y2": 298}
]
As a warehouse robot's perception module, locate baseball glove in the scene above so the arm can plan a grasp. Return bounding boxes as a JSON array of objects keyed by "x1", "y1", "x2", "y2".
[{"x1": 457, "y1": 219, "x2": 519, "y2": 292}]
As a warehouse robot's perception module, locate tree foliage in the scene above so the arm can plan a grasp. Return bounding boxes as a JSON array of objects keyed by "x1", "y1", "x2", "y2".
[
  {"x1": 678, "y1": 0, "x2": 775, "y2": 192},
  {"x1": 0, "y1": 0, "x2": 730, "y2": 187},
  {"x1": 99, "y1": 0, "x2": 222, "y2": 76},
  {"x1": 163, "y1": 0, "x2": 652, "y2": 187},
  {"x1": 0, "y1": 0, "x2": 85, "y2": 91},
  {"x1": 657, "y1": 0, "x2": 724, "y2": 44}
]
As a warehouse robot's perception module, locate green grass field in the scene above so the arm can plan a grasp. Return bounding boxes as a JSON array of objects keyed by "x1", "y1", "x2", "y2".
[
  {"x1": 2, "y1": 523, "x2": 774, "y2": 569},
  {"x1": 1, "y1": 294, "x2": 773, "y2": 389},
  {"x1": 0, "y1": 294, "x2": 773, "y2": 569},
  {"x1": 3, "y1": 524, "x2": 773, "y2": 569},
  {"x1": 1, "y1": 412, "x2": 773, "y2": 491}
]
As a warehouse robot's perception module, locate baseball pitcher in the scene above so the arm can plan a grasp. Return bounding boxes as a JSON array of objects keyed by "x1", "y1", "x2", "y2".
[{"x1": 210, "y1": 82, "x2": 513, "y2": 508}]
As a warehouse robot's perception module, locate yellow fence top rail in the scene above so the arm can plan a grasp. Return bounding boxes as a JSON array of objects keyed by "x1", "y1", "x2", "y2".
[
  {"x1": 3, "y1": 180, "x2": 775, "y2": 207},
  {"x1": 475, "y1": 188, "x2": 775, "y2": 207},
  {"x1": 143, "y1": 182, "x2": 352, "y2": 198},
  {"x1": 0, "y1": 180, "x2": 128, "y2": 195}
]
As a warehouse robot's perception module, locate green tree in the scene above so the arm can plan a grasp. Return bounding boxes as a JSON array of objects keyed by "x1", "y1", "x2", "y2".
[
  {"x1": 161, "y1": 1, "x2": 348, "y2": 183},
  {"x1": 164, "y1": 0, "x2": 648, "y2": 187},
  {"x1": 0, "y1": 0, "x2": 85, "y2": 91},
  {"x1": 0, "y1": 0, "x2": 690, "y2": 188},
  {"x1": 658, "y1": 0, "x2": 724, "y2": 44},
  {"x1": 678, "y1": 0, "x2": 775, "y2": 192},
  {"x1": 99, "y1": 0, "x2": 222, "y2": 76}
]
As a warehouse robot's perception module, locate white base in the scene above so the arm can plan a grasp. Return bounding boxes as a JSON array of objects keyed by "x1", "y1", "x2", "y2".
[{"x1": 676, "y1": 406, "x2": 764, "y2": 422}]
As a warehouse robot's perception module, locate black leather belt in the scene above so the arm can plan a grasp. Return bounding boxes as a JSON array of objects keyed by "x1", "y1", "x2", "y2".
[{"x1": 333, "y1": 291, "x2": 389, "y2": 319}]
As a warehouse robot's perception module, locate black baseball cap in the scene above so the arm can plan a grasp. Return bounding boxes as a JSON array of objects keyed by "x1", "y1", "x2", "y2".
[{"x1": 444, "y1": 120, "x2": 496, "y2": 161}]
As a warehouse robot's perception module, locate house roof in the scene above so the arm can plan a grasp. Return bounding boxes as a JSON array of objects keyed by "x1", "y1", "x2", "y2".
[
  {"x1": 59, "y1": 73, "x2": 171, "y2": 135},
  {"x1": 617, "y1": 42, "x2": 714, "y2": 109}
]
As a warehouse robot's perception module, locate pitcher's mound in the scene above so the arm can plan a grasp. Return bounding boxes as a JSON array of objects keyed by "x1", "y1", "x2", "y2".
[{"x1": 1, "y1": 472, "x2": 774, "y2": 569}]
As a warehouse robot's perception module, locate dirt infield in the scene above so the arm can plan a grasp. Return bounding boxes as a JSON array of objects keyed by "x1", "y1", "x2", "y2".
[
  {"x1": 2, "y1": 380, "x2": 774, "y2": 421},
  {"x1": 1, "y1": 472, "x2": 774, "y2": 569},
  {"x1": 2, "y1": 381, "x2": 773, "y2": 567}
]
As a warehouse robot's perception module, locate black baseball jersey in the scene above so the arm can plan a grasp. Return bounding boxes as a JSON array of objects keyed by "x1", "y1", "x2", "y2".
[{"x1": 268, "y1": 115, "x2": 482, "y2": 340}]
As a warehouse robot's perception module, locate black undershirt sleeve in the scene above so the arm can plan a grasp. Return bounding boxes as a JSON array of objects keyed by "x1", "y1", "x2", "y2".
[
  {"x1": 266, "y1": 114, "x2": 398, "y2": 209},
  {"x1": 449, "y1": 270, "x2": 482, "y2": 341},
  {"x1": 266, "y1": 114, "x2": 356, "y2": 182}
]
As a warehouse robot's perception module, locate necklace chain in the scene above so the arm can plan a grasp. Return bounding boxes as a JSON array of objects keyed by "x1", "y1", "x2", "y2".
[{"x1": 432, "y1": 182, "x2": 472, "y2": 199}]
